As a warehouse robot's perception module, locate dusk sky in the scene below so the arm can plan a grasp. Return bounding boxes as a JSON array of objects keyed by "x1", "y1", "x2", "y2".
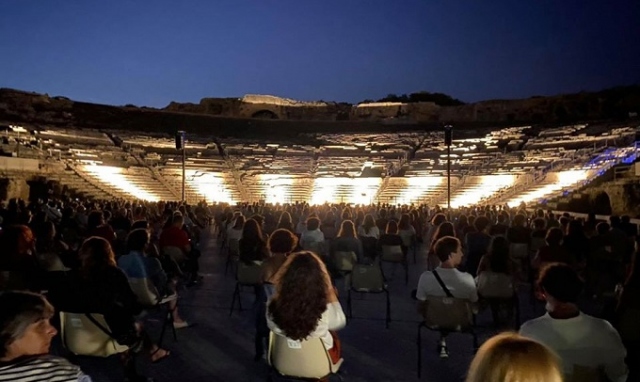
[{"x1": 1, "y1": 0, "x2": 638, "y2": 107}]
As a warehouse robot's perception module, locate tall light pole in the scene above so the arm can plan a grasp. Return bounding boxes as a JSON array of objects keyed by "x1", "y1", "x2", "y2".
[
  {"x1": 444, "y1": 125, "x2": 453, "y2": 210},
  {"x1": 176, "y1": 130, "x2": 186, "y2": 202}
]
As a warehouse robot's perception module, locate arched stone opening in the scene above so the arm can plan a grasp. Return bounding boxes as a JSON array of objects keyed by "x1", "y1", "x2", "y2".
[{"x1": 251, "y1": 110, "x2": 279, "y2": 119}]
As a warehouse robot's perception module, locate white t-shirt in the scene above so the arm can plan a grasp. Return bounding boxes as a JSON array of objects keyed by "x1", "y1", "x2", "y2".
[
  {"x1": 416, "y1": 267, "x2": 478, "y2": 302},
  {"x1": 519, "y1": 312, "x2": 628, "y2": 382},
  {"x1": 227, "y1": 227, "x2": 243, "y2": 241},
  {"x1": 300, "y1": 229, "x2": 325, "y2": 249},
  {"x1": 357, "y1": 225, "x2": 380, "y2": 239},
  {"x1": 267, "y1": 302, "x2": 346, "y2": 350}
]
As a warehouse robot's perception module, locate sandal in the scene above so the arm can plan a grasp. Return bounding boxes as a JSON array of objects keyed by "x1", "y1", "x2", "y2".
[{"x1": 150, "y1": 348, "x2": 171, "y2": 364}]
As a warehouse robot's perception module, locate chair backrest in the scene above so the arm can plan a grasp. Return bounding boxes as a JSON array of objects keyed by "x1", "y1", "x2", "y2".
[
  {"x1": 617, "y1": 307, "x2": 640, "y2": 342},
  {"x1": 351, "y1": 264, "x2": 384, "y2": 292},
  {"x1": 306, "y1": 241, "x2": 326, "y2": 256},
  {"x1": 37, "y1": 253, "x2": 70, "y2": 272},
  {"x1": 359, "y1": 236, "x2": 378, "y2": 259},
  {"x1": 268, "y1": 332, "x2": 333, "y2": 379},
  {"x1": 228, "y1": 239, "x2": 240, "y2": 255},
  {"x1": 422, "y1": 296, "x2": 473, "y2": 331},
  {"x1": 0, "y1": 271, "x2": 28, "y2": 291},
  {"x1": 331, "y1": 251, "x2": 356, "y2": 272},
  {"x1": 128, "y1": 277, "x2": 160, "y2": 306},
  {"x1": 59, "y1": 312, "x2": 129, "y2": 357},
  {"x1": 381, "y1": 245, "x2": 404, "y2": 262},
  {"x1": 399, "y1": 231, "x2": 414, "y2": 247},
  {"x1": 476, "y1": 271, "x2": 514, "y2": 299},
  {"x1": 237, "y1": 261, "x2": 263, "y2": 285},
  {"x1": 162, "y1": 246, "x2": 185, "y2": 263},
  {"x1": 509, "y1": 243, "x2": 529, "y2": 259},
  {"x1": 530, "y1": 237, "x2": 546, "y2": 254},
  {"x1": 567, "y1": 365, "x2": 605, "y2": 382}
]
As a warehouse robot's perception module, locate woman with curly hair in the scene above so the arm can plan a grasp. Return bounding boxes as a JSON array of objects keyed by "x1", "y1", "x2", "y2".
[{"x1": 267, "y1": 251, "x2": 346, "y2": 364}]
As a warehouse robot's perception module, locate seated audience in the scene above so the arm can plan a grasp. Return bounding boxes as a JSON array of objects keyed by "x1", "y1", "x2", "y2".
[
  {"x1": 52, "y1": 237, "x2": 171, "y2": 369},
  {"x1": 464, "y1": 216, "x2": 492, "y2": 277},
  {"x1": 532, "y1": 228, "x2": 574, "y2": 270},
  {"x1": 267, "y1": 251, "x2": 346, "y2": 365},
  {"x1": 226, "y1": 215, "x2": 244, "y2": 242},
  {"x1": 519, "y1": 263, "x2": 628, "y2": 381},
  {"x1": 160, "y1": 214, "x2": 200, "y2": 285},
  {"x1": 0, "y1": 291, "x2": 91, "y2": 381},
  {"x1": 416, "y1": 236, "x2": 478, "y2": 356},
  {"x1": 476, "y1": 236, "x2": 515, "y2": 299},
  {"x1": 118, "y1": 228, "x2": 188, "y2": 328},
  {"x1": 466, "y1": 332, "x2": 562, "y2": 382},
  {"x1": 255, "y1": 228, "x2": 299, "y2": 361},
  {"x1": 239, "y1": 218, "x2": 268, "y2": 264},
  {"x1": 357, "y1": 214, "x2": 379, "y2": 239},
  {"x1": 0, "y1": 225, "x2": 42, "y2": 291},
  {"x1": 330, "y1": 220, "x2": 363, "y2": 262},
  {"x1": 300, "y1": 217, "x2": 324, "y2": 251}
]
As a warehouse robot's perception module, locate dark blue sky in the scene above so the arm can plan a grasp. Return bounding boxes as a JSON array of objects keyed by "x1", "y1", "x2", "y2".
[{"x1": 1, "y1": 0, "x2": 638, "y2": 107}]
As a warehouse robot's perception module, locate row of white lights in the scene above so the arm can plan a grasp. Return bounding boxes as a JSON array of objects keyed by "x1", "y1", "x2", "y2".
[{"x1": 81, "y1": 164, "x2": 593, "y2": 207}]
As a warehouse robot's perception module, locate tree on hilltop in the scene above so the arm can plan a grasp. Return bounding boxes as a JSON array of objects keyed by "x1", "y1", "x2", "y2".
[{"x1": 368, "y1": 91, "x2": 465, "y2": 106}]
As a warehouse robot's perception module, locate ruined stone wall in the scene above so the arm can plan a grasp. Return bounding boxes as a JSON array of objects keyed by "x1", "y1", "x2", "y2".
[{"x1": 580, "y1": 178, "x2": 640, "y2": 217}]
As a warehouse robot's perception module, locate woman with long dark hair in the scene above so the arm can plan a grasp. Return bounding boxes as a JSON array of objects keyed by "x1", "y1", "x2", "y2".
[
  {"x1": 267, "y1": 251, "x2": 346, "y2": 364},
  {"x1": 331, "y1": 220, "x2": 363, "y2": 262},
  {"x1": 358, "y1": 214, "x2": 379, "y2": 239},
  {"x1": 276, "y1": 211, "x2": 295, "y2": 232},
  {"x1": 239, "y1": 218, "x2": 268, "y2": 264}
]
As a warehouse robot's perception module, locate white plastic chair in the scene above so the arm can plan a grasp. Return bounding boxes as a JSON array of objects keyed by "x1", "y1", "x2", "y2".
[{"x1": 267, "y1": 331, "x2": 343, "y2": 380}]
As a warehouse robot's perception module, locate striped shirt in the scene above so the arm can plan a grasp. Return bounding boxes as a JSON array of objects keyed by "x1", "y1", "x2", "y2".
[{"x1": 0, "y1": 355, "x2": 91, "y2": 382}]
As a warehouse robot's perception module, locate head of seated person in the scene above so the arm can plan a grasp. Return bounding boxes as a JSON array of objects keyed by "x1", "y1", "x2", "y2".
[
  {"x1": 538, "y1": 263, "x2": 583, "y2": 318},
  {"x1": 466, "y1": 332, "x2": 562, "y2": 382},
  {"x1": 126, "y1": 228, "x2": 150, "y2": 255},
  {"x1": 338, "y1": 220, "x2": 356, "y2": 238},
  {"x1": 435, "y1": 236, "x2": 463, "y2": 268},
  {"x1": 268, "y1": 251, "x2": 333, "y2": 340},
  {"x1": 306, "y1": 217, "x2": 320, "y2": 231},
  {"x1": 268, "y1": 229, "x2": 298, "y2": 256},
  {"x1": 0, "y1": 291, "x2": 57, "y2": 361},
  {"x1": 385, "y1": 220, "x2": 399, "y2": 235}
]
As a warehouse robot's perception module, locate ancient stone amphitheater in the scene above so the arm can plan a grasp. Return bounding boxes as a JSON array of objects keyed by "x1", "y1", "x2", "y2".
[{"x1": 0, "y1": 88, "x2": 638, "y2": 214}]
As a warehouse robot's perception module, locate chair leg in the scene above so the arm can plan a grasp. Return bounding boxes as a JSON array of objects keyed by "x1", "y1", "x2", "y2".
[
  {"x1": 404, "y1": 261, "x2": 409, "y2": 285},
  {"x1": 229, "y1": 283, "x2": 240, "y2": 316},
  {"x1": 417, "y1": 324, "x2": 423, "y2": 378},
  {"x1": 169, "y1": 308, "x2": 177, "y2": 341},
  {"x1": 224, "y1": 254, "x2": 231, "y2": 276},
  {"x1": 385, "y1": 289, "x2": 390, "y2": 329},
  {"x1": 157, "y1": 315, "x2": 167, "y2": 348},
  {"x1": 347, "y1": 289, "x2": 353, "y2": 319},
  {"x1": 238, "y1": 285, "x2": 244, "y2": 311},
  {"x1": 472, "y1": 330, "x2": 479, "y2": 352}
]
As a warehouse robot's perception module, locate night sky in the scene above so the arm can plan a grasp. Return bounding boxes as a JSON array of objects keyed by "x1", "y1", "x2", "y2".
[{"x1": 1, "y1": 0, "x2": 638, "y2": 107}]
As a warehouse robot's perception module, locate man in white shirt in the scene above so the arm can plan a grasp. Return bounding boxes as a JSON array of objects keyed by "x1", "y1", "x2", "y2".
[
  {"x1": 416, "y1": 236, "x2": 478, "y2": 357},
  {"x1": 519, "y1": 263, "x2": 628, "y2": 382}
]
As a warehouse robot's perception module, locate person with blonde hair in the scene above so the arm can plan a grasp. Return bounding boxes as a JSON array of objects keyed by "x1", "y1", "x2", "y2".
[{"x1": 466, "y1": 332, "x2": 563, "y2": 382}]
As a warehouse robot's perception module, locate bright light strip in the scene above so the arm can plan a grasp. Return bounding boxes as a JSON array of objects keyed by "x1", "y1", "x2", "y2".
[
  {"x1": 310, "y1": 177, "x2": 381, "y2": 205},
  {"x1": 450, "y1": 175, "x2": 515, "y2": 207},
  {"x1": 259, "y1": 174, "x2": 294, "y2": 204},
  {"x1": 83, "y1": 165, "x2": 159, "y2": 201},
  {"x1": 186, "y1": 170, "x2": 235, "y2": 204},
  {"x1": 507, "y1": 170, "x2": 588, "y2": 206},
  {"x1": 394, "y1": 177, "x2": 443, "y2": 205}
]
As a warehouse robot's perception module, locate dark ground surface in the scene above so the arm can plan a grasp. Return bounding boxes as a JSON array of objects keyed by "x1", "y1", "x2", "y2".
[{"x1": 53, "y1": 226, "x2": 603, "y2": 382}]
